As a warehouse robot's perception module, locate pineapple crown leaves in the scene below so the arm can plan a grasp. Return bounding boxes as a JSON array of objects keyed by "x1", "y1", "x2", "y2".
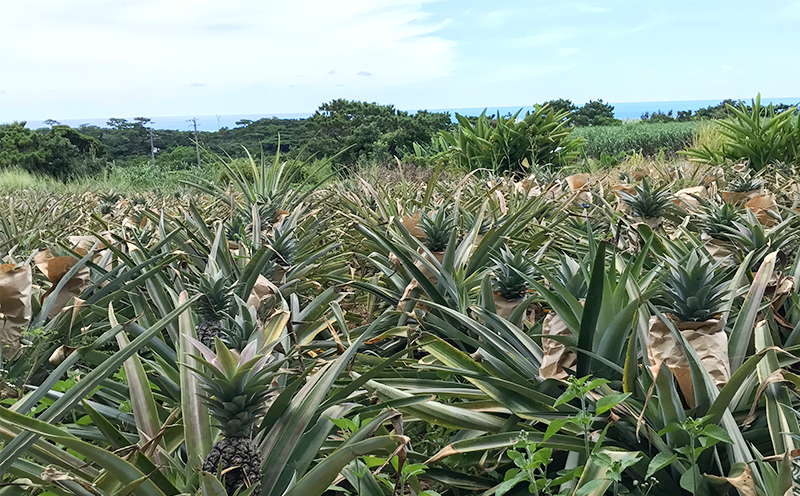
[
  {"x1": 418, "y1": 208, "x2": 456, "y2": 252},
  {"x1": 728, "y1": 173, "x2": 763, "y2": 193},
  {"x1": 551, "y1": 253, "x2": 589, "y2": 300},
  {"x1": 266, "y1": 216, "x2": 298, "y2": 266},
  {"x1": 192, "y1": 270, "x2": 235, "y2": 321},
  {"x1": 186, "y1": 337, "x2": 277, "y2": 437},
  {"x1": 490, "y1": 246, "x2": 534, "y2": 300},
  {"x1": 697, "y1": 200, "x2": 741, "y2": 239},
  {"x1": 656, "y1": 251, "x2": 730, "y2": 322},
  {"x1": 619, "y1": 178, "x2": 672, "y2": 219}
]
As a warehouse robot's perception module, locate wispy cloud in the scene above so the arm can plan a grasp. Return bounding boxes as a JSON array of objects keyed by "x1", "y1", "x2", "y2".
[
  {"x1": 557, "y1": 48, "x2": 579, "y2": 56},
  {"x1": 357, "y1": 71, "x2": 373, "y2": 76},
  {"x1": 573, "y1": 3, "x2": 608, "y2": 14},
  {"x1": 189, "y1": 82, "x2": 206, "y2": 87}
]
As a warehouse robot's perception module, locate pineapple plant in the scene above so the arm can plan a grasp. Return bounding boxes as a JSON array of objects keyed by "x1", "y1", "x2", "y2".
[
  {"x1": 618, "y1": 178, "x2": 672, "y2": 222},
  {"x1": 192, "y1": 338, "x2": 276, "y2": 495},
  {"x1": 491, "y1": 247, "x2": 533, "y2": 300},
  {"x1": 418, "y1": 208, "x2": 455, "y2": 253},
  {"x1": 193, "y1": 270, "x2": 234, "y2": 348},
  {"x1": 263, "y1": 215, "x2": 297, "y2": 284},
  {"x1": 650, "y1": 250, "x2": 731, "y2": 404},
  {"x1": 696, "y1": 201, "x2": 740, "y2": 240},
  {"x1": 491, "y1": 246, "x2": 534, "y2": 321}
]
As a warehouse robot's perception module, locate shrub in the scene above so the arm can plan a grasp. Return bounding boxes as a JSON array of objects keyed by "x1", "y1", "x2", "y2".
[
  {"x1": 683, "y1": 95, "x2": 799, "y2": 171},
  {"x1": 438, "y1": 105, "x2": 584, "y2": 173}
]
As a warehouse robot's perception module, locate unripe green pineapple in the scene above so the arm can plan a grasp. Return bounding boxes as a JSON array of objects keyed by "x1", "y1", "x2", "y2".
[
  {"x1": 193, "y1": 271, "x2": 234, "y2": 348},
  {"x1": 191, "y1": 338, "x2": 276, "y2": 495}
]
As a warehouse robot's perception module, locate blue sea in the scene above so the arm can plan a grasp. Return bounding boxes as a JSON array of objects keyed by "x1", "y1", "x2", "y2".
[{"x1": 18, "y1": 97, "x2": 800, "y2": 131}]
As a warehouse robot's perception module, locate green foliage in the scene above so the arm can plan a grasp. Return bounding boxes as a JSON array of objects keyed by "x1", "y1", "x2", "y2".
[
  {"x1": 658, "y1": 417, "x2": 733, "y2": 495},
  {"x1": 574, "y1": 121, "x2": 700, "y2": 157},
  {"x1": 438, "y1": 105, "x2": 584, "y2": 172},
  {"x1": 657, "y1": 250, "x2": 729, "y2": 322},
  {"x1": 305, "y1": 99, "x2": 451, "y2": 172},
  {"x1": 619, "y1": 178, "x2": 672, "y2": 219},
  {"x1": 418, "y1": 208, "x2": 455, "y2": 252},
  {"x1": 571, "y1": 99, "x2": 621, "y2": 127},
  {"x1": 0, "y1": 121, "x2": 108, "y2": 179},
  {"x1": 684, "y1": 95, "x2": 800, "y2": 171}
]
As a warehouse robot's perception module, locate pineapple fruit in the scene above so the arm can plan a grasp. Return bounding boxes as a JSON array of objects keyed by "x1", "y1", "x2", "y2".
[
  {"x1": 193, "y1": 338, "x2": 275, "y2": 495},
  {"x1": 194, "y1": 271, "x2": 234, "y2": 348}
]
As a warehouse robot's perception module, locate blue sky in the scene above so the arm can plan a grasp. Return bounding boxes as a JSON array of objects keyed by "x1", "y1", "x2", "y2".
[{"x1": 1, "y1": 0, "x2": 799, "y2": 122}]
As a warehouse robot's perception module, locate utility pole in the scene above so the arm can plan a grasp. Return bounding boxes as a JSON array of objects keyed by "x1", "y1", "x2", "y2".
[
  {"x1": 188, "y1": 118, "x2": 201, "y2": 167},
  {"x1": 148, "y1": 127, "x2": 157, "y2": 167}
]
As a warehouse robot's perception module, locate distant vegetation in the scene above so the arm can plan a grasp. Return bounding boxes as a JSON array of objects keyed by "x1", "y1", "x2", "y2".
[{"x1": 1, "y1": 97, "x2": 795, "y2": 183}]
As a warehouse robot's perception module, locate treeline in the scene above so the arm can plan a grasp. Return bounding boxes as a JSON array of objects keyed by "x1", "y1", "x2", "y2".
[{"x1": 0, "y1": 97, "x2": 772, "y2": 180}]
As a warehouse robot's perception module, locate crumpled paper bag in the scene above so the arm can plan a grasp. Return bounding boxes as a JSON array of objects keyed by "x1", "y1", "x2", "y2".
[
  {"x1": 612, "y1": 184, "x2": 637, "y2": 214},
  {"x1": 539, "y1": 312, "x2": 577, "y2": 381},
  {"x1": 0, "y1": 264, "x2": 32, "y2": 361},
  {"x1": 744, "y1": 194, "x2": 778, "y2": 226},
  {"x1": 721, "y1": 190, "x2": 760, "y2": 206},
  {"x1": 674, "y1": 186, "x2": 707, "y2": 210},
  {"x1": 492, "y1": 292, "x2": 526, "y2": 322},
  {"x1": 400, "y1": 213, "x2": 426, "y2": 239},
  {"x1": 700, "y1": 232, "x2": 734, "y2": 266},
  {"x1": 34, "y1": 251, "x2": 91, "y2": 319},
  {"x1": 647, "y1": 315, "x2": 728, "y2": 408},
  {"x1": 246, "y1": 274, "x2": 279, "y2": 321},
  {"x1": 566, "y1": 173, "x2": 591, "y2": 203}
]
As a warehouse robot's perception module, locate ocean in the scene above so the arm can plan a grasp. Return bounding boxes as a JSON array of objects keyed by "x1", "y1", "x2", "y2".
[{"x1": 16, "y1": 97, "x2": 800, "y2": 131}]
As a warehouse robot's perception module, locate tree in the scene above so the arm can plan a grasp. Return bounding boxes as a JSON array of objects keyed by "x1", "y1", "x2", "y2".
[
  {"x1": 572, "y1": 99, "x2": 620, "y2": 126},
  {"x1": 541, "y1": 99, "x2": 577, "y2": 118},
  {"x1": 0, "y1": 122, "x2": 46, "y2": 169},
  {"x1": 43, "y1": 119, "x2": 60, "y2": 127},
  {"x1": 305, "y1": 99, "x2": 451, "y2": 172}
]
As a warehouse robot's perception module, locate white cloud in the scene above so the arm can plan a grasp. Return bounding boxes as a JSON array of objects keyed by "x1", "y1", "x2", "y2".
[
  {"x1": 0, "y1": 0, "x2": 454, "y2": 118},
  {"x1": 557, "y1": 48, "x2": 580, "y2": 56}
]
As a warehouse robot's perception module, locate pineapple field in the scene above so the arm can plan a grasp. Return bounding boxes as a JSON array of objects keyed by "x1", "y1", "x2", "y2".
[{"x1": 3, "y1": 99, "x2": 800, "y2": 496}]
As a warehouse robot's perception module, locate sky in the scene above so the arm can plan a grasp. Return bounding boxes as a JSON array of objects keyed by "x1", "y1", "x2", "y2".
[{"x1": 1, "y1": 0, "x2": 799, "y2": 123}]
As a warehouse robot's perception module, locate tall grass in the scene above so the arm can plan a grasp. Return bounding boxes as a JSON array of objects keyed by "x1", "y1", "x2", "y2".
[{"x1": 573, "y1": 121, "x2": 701, "y2": 157}]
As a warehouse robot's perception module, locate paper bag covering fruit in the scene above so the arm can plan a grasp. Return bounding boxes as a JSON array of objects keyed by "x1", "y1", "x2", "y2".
[
  {"x1": 0, "y1": 264, "x2": 32, "y2": 361},
  {"x1": 34, "y1": 249, "x2": 91, "y2": 319},
  {"x1": 647, "y1": 315, "x2": 729, "y2": 409},
  {"x1": 566, "y1": 173, "x2": 591, "y2": 203},
  {"x1": 539, "y1": 311, "x2": 577, "y2": 381}
]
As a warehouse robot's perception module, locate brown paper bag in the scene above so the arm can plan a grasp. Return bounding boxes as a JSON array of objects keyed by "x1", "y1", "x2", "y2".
[
  {"x1": 647, "y1": 315, "x2": 728, "y2": 408},
  {"x1": 400, "y1": 213, "x2": 426, "y2": 239},
  {"x1": 413, "y1": 250, "x2": 445, "y2": 286},
  {"x1": 721, "y1": 190, "x2": 759, "y2": 206},
  {"x1": 633, "y1": 216, "x2": 663, "y2": 230},
  {"x1": 566, "y1": 173, "x2": 591, "y2": 203},
  {"x1": 674, "y1": 186, "x2": 707, "y2": 210},
  {"x1": 700, "y1": 233, "x2": 734, "y2": 266},
  {"x1": 0, "y1": 264, "x2": 32, "y2": 361},
  {"x1": 766, "y1": 275, "x2": 794, "y2": 313},
  {"x1": 744, "y1": 194, "x2": 778, "y2": 226},
  {"x1": 539, "y1": 312, "x2": 577, "y2": 381},
  {"x1": 611, "y1": 184, "x2": 636, "y2": 214},
  {"x1": 34, "y1": 253, "x2": 91, "y2": 319},
  {"x1": 246, "y1": 274, "x2": 279, "y2": 321},
  {"x1": 492, "y1": 292, "x2": 526, "y2": 321}
]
